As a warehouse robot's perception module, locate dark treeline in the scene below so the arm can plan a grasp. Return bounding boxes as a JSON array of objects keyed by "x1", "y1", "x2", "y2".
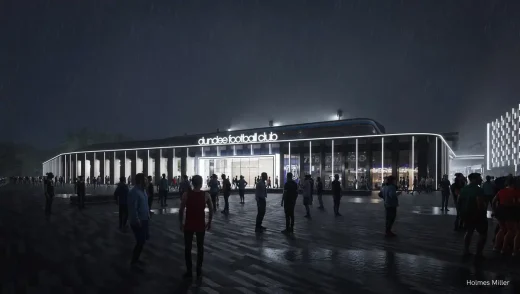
[{"x1": 0, "y1": 128, "x2": 131, "y2": 176}]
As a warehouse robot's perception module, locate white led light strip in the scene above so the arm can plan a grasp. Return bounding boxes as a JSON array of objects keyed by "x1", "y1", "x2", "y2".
[{"x1": 42, "y1": 132, "x2": 459, "y2": 164}]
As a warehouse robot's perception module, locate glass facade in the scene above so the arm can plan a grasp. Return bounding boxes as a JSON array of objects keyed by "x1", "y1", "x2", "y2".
[{"x1": 44, "y1": 133, "x2": 452, "y2": 189}]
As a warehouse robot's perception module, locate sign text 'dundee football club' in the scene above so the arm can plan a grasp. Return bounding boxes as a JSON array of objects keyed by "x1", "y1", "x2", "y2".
[{"x1": 198, "y1": 132, "x2": 278, "y2": 146}]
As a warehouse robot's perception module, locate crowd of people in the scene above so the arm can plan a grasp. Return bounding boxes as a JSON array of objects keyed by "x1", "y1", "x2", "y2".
[
  {"x1": 36, "y1": 168, "x2": 520, "y2": 278},
  {"x1": 40, "y1": 170, "x2": 344, "y2": 278}
]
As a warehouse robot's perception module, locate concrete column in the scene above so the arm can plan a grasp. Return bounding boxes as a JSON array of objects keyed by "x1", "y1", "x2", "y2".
[
  {"x1": 83, "y1": 153, "x2": 88, "y2": 180},
  {"x1": 391, "y1": 137, "x2": 399, "y2": 177},
  {"x1": 144, "y1": 150, "x2": 150, "y2": 177},
  {"x1": 320, "y1": 141, "x2": 326, "y2": 180},
  {"x1": 90, "y1": 153, "x2": 95, "y2": 181},
  {"x1": 417, "y1": 136, "x2": 428, "y2": 179},
  {"x1": 109, "y1": 152, "x2": 115, "y2": 184},
  {"x1": 167, "y1": 148, "x2": 174, "y2": 181},
  {"x1": 60, "y1": 156, "x2": 64, "y2": 179},
  {"x1": 367, "y1": 139, "x2": 374, "y2": 189},
  {"x1": 120, "y1": 152, "x2": 126, "y2": 184},
  {"x1": 131, "y1": 150, "x2": 137, "y2": 184},
  {"x1": 74, "y1": 154, "x2": 78, "y2": 179},
  {"x1": 341, "y1": 141, "x2": 348, "y2": 190},
  {"x1": 299, "y1": 143, "x2": 305, "y2": 178},
  {"x1": 181, "y1": 148, "x2": 187, "y2": 176},
  {"x1": 155, "y1": 149, "x2": 161, "y2": 184},
  {"x1": 279, "y1": 142, "x2": 285, "y2": 185},
  {"x1": 101, "y1": 152, "x2": 105, "y2": 184}
]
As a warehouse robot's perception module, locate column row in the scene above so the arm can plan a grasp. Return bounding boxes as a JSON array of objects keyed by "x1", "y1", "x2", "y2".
[{"x1": 43, "y1": 148, "x2": 186, "y2": 185}]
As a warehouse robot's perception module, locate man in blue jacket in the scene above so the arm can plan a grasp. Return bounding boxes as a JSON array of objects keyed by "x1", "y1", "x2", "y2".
[
  {"x1": 381, "y1": 176, "x2": 401, "y2": 237},
  {"x1": 127, "y1": 173, "x2": 150, "y2": 266}
]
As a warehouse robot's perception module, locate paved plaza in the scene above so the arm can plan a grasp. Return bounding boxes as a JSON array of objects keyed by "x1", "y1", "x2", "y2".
[{"x1": 1, "y1": 184, "x2": 520, "y2": 293}]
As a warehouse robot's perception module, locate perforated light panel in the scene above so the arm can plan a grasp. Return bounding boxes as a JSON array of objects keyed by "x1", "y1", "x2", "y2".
[{"x1": 490, "y1": 104, "x2": 520, "y2": 168}]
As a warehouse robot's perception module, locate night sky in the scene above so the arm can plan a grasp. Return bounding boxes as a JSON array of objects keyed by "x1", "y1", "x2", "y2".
[{"x1": 2, "y1": 0, "x2": 520, "y2": 151}]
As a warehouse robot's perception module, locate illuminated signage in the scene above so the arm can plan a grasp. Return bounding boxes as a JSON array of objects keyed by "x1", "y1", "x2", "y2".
[{"x1": 198, "y1": 132, "x2": 278, "y2": 145}]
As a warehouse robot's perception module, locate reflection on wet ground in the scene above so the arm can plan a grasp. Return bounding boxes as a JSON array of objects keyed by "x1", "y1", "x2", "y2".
[
  {"x1": 412, "y1": 206, "x2": 494, "y2": 218},
  {"x1": 115, "y1": 207, "x2": 211, "y2": 215},
  {"x1": 348, "y1": 197, "x2": 382, "y2": 204},
  {"x1": 3, "y1": 185, "x2": 520, "y2": 293},
  {"x1": 54, "y1": 193, "x2": 93, "y2": 199}
]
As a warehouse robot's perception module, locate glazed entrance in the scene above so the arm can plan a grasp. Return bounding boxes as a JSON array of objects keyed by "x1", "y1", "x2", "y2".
[{"x1": 198, "y1": 156, "x2": 275, "y2": 188}]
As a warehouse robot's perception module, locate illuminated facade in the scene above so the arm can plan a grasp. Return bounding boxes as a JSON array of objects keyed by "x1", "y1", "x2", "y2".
[
  {"x1": 487, "y1": 104, "x2": 520, "y2": 175},
  {"x1": 42, "y1": 118, "x2": 454, "y2": 190}
]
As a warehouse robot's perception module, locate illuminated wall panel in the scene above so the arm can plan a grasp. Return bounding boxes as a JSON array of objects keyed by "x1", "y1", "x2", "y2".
[{"x1": 489, "y1": 104, "x2": 520, "y2": 169}]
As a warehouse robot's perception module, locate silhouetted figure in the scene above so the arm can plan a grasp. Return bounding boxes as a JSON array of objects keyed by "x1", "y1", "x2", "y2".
[
  {"x1": 482, "y1": 175, "x2": 496, "y2": 208},
  {"x1": 459, "y1": 173, "x2": 487, "y2": 258},
  {"x1": 381, "y1": 175, "x2": 401, "y2": 237},
  {"x1": 303, "y1": 175, "x2": 312, "y2": 218},
  {"x1": 451, "y1": 173, "x2": 466, "y2": 231},
  {"x1": 331, "y1": 174, "x2": 342, "y2": 216},
  {"x1": 316, "y1": 177, "x2": 324, "y2": 209},
  {"x1": 77, "y1": 176, "x2": 86, "y2": 209},
  {"x1": 281, "y1": 172, "x2": 298, "y2": 234},
  {"x1": 159, "y1": 173, "x2": 169, "y2": 207},
  {"x1": 179, "y1": 175, "x2": 214, "y2": 279},
  {"x1": 221, "y1": 174, "x2": 231, "y2": 215},
  {"x1": 179, "y1": 175, "x2": 192, "y2": 196},
  {"x1": 255, "y1": 172, "x2": 268, "y2": 233},
  {"x1": 440, "y1": 175, "x2": 451, "y2": 211},
  {"x1": 309, "y1": 177, "x2": 314, "y2": 205},
  {"x1": 208, "y1": 174, "x2": 220, "y2": 211},
  {"x1": 44, "y1": 173, "x2": 55, "y2": 217},
  {"x1": 114, "y1": 177, "x2": 129, "y2": 229},
  {"x1": 238, "y1": 175, "x2": 247, "y2": 203},
  {"x1": 128, "y1": 173, "x2": 150, "y2": 266}
]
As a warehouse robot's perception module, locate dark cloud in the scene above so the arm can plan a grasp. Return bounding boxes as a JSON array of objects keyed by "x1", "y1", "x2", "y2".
[{"x1": 1, "y1": 0, "x2": 520, "y2": 151}]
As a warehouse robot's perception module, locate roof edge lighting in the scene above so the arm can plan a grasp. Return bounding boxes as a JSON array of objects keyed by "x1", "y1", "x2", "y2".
[{"x1": 42, "y1": 132, "x2": 458, "y2": 164}]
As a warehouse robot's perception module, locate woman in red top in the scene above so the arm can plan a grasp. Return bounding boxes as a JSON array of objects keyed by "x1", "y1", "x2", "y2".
[
  {"x1": 492, "y1": 177, "x2": 518, "y2": 254},
  {"x1": 179, "y1": 175, "x2": 213, "y2": 278}
]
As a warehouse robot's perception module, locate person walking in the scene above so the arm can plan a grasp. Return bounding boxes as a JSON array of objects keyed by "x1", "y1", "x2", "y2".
[
  {"x1": 302, "y1": 175, "x2": 312, "y2": 218},
  {"x1": 238, "y1": 175, "x2": 247, "y2": 203},
  {"x1": 459, "y1": 173, "x2": 487, "y2": 258},
  {"x1": 208, "y1": 174, "x2": 220, "y2": 211},
  {"x1": 114, "y1": 176, "x2": 129, "y2": 230},
  {"x1": 179, "y1": 175, "x2": 213, "y2": 278},
  {"x1": 331, "y1": 174, "x2": 342, "y2": 216},
  {"x1": 451, "y1": 173, "x2": 466, "y2": 231},
  {"x1": 128, "y1": 173, "x2": 150, "y2": 266},
  {"x1": 77, "y1": 175, "x2": 86, "y2": 209},
  {"x1": 309, "y1": 176, "x2": 314, "y2": 205},
  {"x1": 316, "y1": 177, "x2": 324, "y2": 209},
  {"x1": 221, "y1": 174, "x2": 231, "y2": 215},
  {"x1": 44, "y1": 172, "x2": 55, "y2": 217},
  {"x1": 440, "y1": 174, "x2": 451, "y2": 211},
  {"x1": 179, "y1": 175, "x2": 192, "y2": 197},
  {"x1": 281, "y1": 172, "x2": 298, "y2": 234},
  {"x1": 255, "y1": 172, "x2": 268, "y2": 233},
  {"x1": 381, "y1": 175, "x2": 401, "y2": 237},
  {"x1": 159, "y1": 173, "x2": 169, "y2": 207},
  {"x1": 482, "y1": 175, "x2": 496, "y2": 208}
]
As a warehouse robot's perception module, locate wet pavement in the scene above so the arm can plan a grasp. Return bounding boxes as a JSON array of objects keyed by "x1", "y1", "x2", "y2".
[{"x1": 1, "y1": 184, "x2": 519, "y2": 293}]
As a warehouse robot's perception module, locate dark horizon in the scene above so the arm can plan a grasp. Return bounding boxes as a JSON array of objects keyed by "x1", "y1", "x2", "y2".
[{"x1": 2, "y1": 0, "x2": 520, "y2": 152}]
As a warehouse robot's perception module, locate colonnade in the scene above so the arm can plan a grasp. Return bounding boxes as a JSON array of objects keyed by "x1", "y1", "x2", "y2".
[{"x1": 42, "y1": 148, "x2": 185, "y2": 185}]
